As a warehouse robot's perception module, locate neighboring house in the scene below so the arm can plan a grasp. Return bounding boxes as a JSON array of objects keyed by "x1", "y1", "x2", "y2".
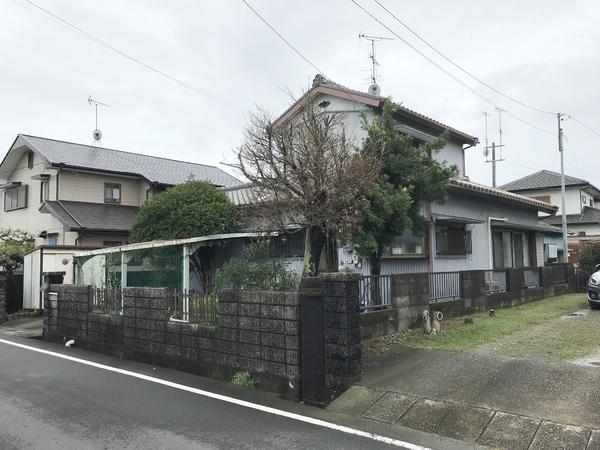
[
  {"x1": 501, "y1": 170, "x2": 600, "y2": 263},
  {"x1": 226, "y1": 75, "x2": 560, "y2": 276},
  {"x1": 0, "y1": 134, "x2": 240, "y2": 247}
]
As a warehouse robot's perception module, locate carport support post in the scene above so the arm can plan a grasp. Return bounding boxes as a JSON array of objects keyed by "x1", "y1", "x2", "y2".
[{"x1": 182, "y1": 244, "x2": 190, "y2": 320}]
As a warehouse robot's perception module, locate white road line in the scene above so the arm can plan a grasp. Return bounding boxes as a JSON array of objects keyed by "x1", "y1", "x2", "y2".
[{"x1": 0, "y1": 338, "x2": 430, "y2": 449}]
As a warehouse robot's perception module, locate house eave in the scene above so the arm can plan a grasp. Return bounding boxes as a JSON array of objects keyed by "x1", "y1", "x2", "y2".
[{"x1": 449, "y1": 179, "x2": 558, "y2": 214}]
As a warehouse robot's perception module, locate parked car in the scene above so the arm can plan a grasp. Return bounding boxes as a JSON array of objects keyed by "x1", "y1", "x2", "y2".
[{"x1": 588, "y1": 265, "x2": 600, "y2": 309}]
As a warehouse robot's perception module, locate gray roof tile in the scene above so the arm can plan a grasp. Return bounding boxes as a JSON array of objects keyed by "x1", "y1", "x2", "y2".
[
  {"x1": 500, "y1": 170, "x2": 589, "y2": 192},
  {"x1": 42, "y1": 201, "x2": 138, "y2": 232},
  {"x1": 540, "y1": 206, "x2": 600, "y2": 226},
  {"x1": 18, "y1": 135, "x2": 240, "y2": 187}
]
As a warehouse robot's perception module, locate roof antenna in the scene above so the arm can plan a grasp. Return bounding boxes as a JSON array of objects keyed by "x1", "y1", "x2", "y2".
[
  {"x1": 88, "y1": 96, "x2": 110, "y2": 147},
  {"x1": 359, "y1": 33, "x2": 394, "y2": 96}
]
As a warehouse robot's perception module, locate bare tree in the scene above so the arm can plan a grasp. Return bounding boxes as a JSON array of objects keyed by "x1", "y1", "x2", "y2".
[{"x1": 232, "y1": 102, "x2": 380, "y2": 277}]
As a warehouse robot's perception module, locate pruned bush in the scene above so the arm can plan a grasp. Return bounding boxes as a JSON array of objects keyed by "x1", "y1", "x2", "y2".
[{"x1": 216, "y1": 240, "x2": 297, "y2": 292}]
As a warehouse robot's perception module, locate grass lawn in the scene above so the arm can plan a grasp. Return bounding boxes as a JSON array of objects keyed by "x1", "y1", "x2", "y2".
[{"x1": 372, "y1": 293, "x2": 590, "y2": 356}]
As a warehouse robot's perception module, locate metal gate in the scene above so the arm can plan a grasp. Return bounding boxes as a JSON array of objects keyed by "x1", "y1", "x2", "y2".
[{"x1": 299, "y1": 278, "x2": 326, "y2": 407}]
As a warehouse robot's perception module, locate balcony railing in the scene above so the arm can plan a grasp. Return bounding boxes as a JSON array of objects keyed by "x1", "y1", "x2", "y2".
[
  {"x1": 167, "y1": 289, "x2": 218, "y2": 325},
  {"x1": 360, "y1": 275, "x2": 392, "y2": 311},
  {"x1": 429, "y1": 271, "x2": 461, "y2": 302},
  {"x1": 91, "y1": 287, "x2": 122, "y2": 315}
]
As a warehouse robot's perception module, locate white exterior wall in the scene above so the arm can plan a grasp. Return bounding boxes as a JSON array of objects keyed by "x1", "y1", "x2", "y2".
[
  {"x1": 567, "y1": 223, "x2": 600, "y2": 237},
  {"x1": 0, "y1": 151, "x2": 66, "y2": 245},
  {"x1": 319, "y1": 93, "x2": 467, "y2": 177},
  {"x1": 520, "y1": 187, "x2": 592, "y2": 215},
  {"x1": 431, "y1": 192, "x2": 545, "y2": 271},
  {"x1": 433, "y1": 140, "x2": 465, "y2": 177},
  {"x1": 58, "y1": 170, "x2": 143, "y2": 206}
]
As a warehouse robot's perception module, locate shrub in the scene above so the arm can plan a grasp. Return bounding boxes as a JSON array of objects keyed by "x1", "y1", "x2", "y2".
[
  {"x1": 215, "y1": 240, "x2": 297, "y2": 291},
  {"x1": 578, "y1": 241, "x2": 600, "y2": 274},
  {"x1": 231, "y1": 371, "x2": 255, "y2": 388}
]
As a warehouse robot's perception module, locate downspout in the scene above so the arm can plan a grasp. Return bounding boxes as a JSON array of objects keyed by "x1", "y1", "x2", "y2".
[{"x1": 488, "y1": 217, "x2": 508, "y2": 270}]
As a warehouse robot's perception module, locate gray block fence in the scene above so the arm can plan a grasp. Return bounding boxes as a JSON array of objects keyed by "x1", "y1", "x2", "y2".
[{"x1": 43, "y1": 273, "x2": 363, "y2": 405}]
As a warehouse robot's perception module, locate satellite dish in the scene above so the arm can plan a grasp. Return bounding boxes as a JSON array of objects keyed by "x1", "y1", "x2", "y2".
[
  {"x1": 368, "y1": 83, "x2": 381, "y2": 96},
  {"x1": 93, "y1": 129, "x2": 102, "y2": 141}
]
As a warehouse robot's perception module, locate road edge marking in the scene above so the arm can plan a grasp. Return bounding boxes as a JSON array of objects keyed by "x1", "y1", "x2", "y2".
[{"x1": 0, "y1": 338, "x2": 429, "y2": 450}]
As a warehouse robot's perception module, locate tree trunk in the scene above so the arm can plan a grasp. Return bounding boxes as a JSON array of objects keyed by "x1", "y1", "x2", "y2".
[
  {"x1": 369, "y1": 247, "x2": 383, "y2": 306},
  {"x1": 325, "y1": 233, "x2": 337, "y2": 273},
  {"x1": 191, "y1": 247, "x2": 214, "y2": 295},
  {"x1": 302, "y1": 225, "x2": 326, "y2": 278}
]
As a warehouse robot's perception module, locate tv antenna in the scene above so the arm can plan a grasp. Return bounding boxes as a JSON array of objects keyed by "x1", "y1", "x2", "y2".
[
  {"x1": 88, "y1": 96, "x2": 110, "y2": 146},
  {"x1": 482, "y1": 108, "x2": 506, "y2": 188},
  {"x1": 359, "y1": 33, "x2": 394, "y2": 96}
]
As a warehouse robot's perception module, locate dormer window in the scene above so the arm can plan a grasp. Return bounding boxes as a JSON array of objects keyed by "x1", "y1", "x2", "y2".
[
  {"x1": 104, "y1": 183, "x2": 121, "y2": 204},
  {"x1": 27, "y1": 151, "x2": 34, "y2": 169}
]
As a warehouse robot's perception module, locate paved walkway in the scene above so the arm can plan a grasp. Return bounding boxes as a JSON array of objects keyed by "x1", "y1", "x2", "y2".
[{"x1": 330, "y1": 347, "x2": 600, "y2": 449}]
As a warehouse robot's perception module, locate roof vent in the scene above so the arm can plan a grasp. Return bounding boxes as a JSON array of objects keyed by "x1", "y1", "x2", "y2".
[{"x1": 368, "y1": 83, "x2": 381, "y2": 96}]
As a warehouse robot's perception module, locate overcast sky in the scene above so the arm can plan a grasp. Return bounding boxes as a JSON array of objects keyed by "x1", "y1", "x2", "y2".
[{"x1": 1, "y1": 0, "x2": 599, "y2": 187}]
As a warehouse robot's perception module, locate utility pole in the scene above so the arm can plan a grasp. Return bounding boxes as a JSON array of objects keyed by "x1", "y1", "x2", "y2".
[
  {"x1": 558, "y1": 112, "x2": 568, "y2": 262},
  {"x1": 484, "y1": 140, "x2": 504, "y2": 188},
  {"x1": 483, "y1": 110, "x2": 504, "y2": 188}
]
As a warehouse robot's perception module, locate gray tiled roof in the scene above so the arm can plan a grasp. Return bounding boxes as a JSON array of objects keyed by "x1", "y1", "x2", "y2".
[
  {"x1": 17, "y1": 135, "x2": 240, "y2": 187},
  {"x1": 42, "y1": 201, "x2": 139, "y2": 232},
  {"x1": 500, "y1": 170, "x2": 589, "y2": 192},
  {"x1": 450, "y1": 178, "x2": 557, "y2": 213},
  {"x1": 540, "y1": 206, "x2": 600, "y2": 226}
]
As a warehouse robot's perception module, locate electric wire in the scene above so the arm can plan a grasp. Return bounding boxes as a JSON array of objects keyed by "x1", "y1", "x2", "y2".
[
  {"x1": 350, "y1": 0, "x2": 555, "y2": 136},
  {"x1": 373, "y1": 0, "x2": 556, "y2": 115},
  {"x1": 567, "y1": 115, "x2": 600, "y2": 138},
  {"x1": 10, "y1": 0, "x2": 238, "y2": 111},
  {"x1": 240, "y1": 0, "x2": 327, "y2": 77}
]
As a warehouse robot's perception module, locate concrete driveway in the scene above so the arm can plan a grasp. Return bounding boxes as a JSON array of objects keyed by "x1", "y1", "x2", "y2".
[{"x1": 330, "y1": 346, "x2": 600, "y2": 449}]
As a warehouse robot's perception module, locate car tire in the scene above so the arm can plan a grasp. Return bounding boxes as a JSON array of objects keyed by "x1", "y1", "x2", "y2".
[{"x1": 589, "y1": 302, "x2": 600, "y2": 310}]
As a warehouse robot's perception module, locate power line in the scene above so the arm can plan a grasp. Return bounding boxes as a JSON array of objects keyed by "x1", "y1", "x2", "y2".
[
  {"x1": 240, "y1": 0, "x2": 327, "y2": 76},
  {"x1": 350, "y1": 0, "x2": 555, "y2": 136},
  {"x1": 568, "y1": 115, "x2": 600, "y2": 138},
  {"x1": 11, "y1": 0, "x2": 238, "y2": 111},
  {"x1": 373, "y1": 0, "x2": 556, "y2": 116}
]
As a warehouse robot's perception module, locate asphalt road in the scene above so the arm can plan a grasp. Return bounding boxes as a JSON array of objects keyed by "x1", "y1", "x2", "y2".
[{"x1": 0, "y1": 336, "x2": 413, "y2": 450}]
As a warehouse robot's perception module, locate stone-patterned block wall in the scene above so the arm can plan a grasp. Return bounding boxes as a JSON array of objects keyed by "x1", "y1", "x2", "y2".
[
  {"x1": 218, "y1": 290, "x2": 300, "y2": 391},
  {"x1": 0, "y1": 274, "x2": 7, "y2": 320},
  {"x1": 43, "y1": 285, "x2": 299, "y2": 397},
  {"x1": 391, "y1": 272, "x2": 430, "y2": 330},
  {"x1": 321, "y1": 273, "x2": 362, "y2": 402}
]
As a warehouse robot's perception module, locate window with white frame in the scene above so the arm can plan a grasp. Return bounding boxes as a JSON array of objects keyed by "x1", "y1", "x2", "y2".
[
  {"x1": 104, "y1": 183, "x2": 121, "y2": 204},
  {"x1": 383, "y1": 231, "x2": 426, "y2": 257}
]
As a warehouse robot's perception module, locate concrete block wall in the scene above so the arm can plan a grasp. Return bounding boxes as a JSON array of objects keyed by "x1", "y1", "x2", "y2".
[
  {"x1": 391, "y1": 272, "x2": 430, "y2": 330},
  {"x1": 321, "y1": 273, "x2": 362, "y2": 401},
  {"x1": 0, "y1": 274, "x2": 7, "y2": 320},
  {"x1": 360, "y1": 265, "x2": 577, "y2": 339},
  {"x1": 44, "y1": 285, "x2": 300, "y2": 397}
]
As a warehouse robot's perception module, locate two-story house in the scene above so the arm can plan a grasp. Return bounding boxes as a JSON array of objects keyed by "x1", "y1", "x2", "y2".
[
  {"x1": 226, "y1": 75, "x2": 561, "y2": 280},
  {"x1": 0, "y1": 134, "x2": 241, "y2": 247},
  {"x1": 501, "y1": 170, "x2": 600, "y2": 262}
]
